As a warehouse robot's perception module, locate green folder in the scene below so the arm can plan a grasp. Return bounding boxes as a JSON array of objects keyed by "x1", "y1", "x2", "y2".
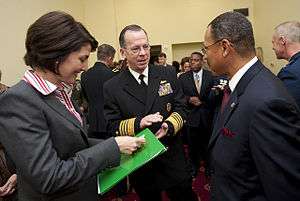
[{"x1": 97, "y1": 128, "x2": 167, "y2": 194}]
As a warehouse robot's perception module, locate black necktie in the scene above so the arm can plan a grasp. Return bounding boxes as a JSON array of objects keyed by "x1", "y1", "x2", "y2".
[
  {"x1": 138, "y1": 74, "x2": 147, "y2": 102},
  {"x1": 139, "y1": 74, "x2": 147, "y2": 89}
]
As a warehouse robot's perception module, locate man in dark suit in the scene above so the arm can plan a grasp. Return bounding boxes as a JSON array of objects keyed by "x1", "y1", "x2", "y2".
[
  {"x1": 178, "y1": 52, "x2": 214, "y2": 177},
  {"x1": 158, "y1": 52, "x2": 176, "y2": 72},
  {"x1": 203, "y1": 12, "x2": 300, "y2": 201},
  {"x1": 272, "y1": 21, "x2": 300, "y2": 107},
  {"x1": 81, "y1": 44, "x2": 116, "y2": 139},
  {"x1": 104, "y1": 24, "x2": 197, "y2": 201}
]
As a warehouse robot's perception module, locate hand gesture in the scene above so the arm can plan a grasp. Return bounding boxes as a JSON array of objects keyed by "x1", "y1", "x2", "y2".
[
  {"x1": 189, "y1": 96, "x2": 201, "y2": 106},
  {"x1": 140, "y1": 112, "x2": 163, "y2": 129},
  {"x1": 0, "y1": 174, "x2": 17, "y2": 197},
  {"x1": 115, "y1": 136, "x2": 146, "y2": 154},
  {"x1": 155, "y1": 122, "x2": 169, "y2": 139}
]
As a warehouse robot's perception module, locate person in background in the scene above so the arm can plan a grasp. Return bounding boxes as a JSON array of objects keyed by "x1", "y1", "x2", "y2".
[
  {"x1": 81, "y1": 44, "x2": 117, "y2": 139},
  {"x1": 0, "y1": 11, "x2": 145, "y2": 201},
  {"x1": 204, "y1": 11, "x2": 300, "y2": 201},
  {"x1": 158, "y1": 52, "x2": 175, "y2": 72},
  {"x1": 71, "y1": 79, "x2": 88, "y2": 115},
  {"x1": 273, "y1": 21, "x2": 300, "y2": 107},
  {"x1": 177, "y1": 57, "x2": 190, "y2": 77},
  {"x1": 0, "y1": 70, "x2": 17, "y2": 201},
  {"x1": 0, "y1": 70, "x2": 8, "y2": 94},
  {"x1": 179, "y1": 52, "x2": 214, "y2": 177},
  {"x1": 172, "y1": 61, "x2": 180, "y2": 73}
]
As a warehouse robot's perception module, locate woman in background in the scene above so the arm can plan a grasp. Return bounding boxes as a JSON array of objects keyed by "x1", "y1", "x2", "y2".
[{"x1": 0, "y1": 11, "x2": 145, "y2": 201}]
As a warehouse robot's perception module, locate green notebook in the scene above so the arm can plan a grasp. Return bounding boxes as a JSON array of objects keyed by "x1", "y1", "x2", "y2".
[{"x1": 97, "y1": 128, "x2": 167, "y2": 194}]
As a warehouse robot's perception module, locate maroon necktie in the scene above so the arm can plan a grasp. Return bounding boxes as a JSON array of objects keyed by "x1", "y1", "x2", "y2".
[{"x1": 221, "y1": 86, "x2": 231, "y2": 113}]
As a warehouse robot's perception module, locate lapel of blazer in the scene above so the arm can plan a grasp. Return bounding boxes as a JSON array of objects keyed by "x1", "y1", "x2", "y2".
[
  {"x1": 208, "y1": 60, "x2": 263, "y2": 150},
  {"x1": 145, "y1": 65, "x2": 160, "y2": 114},
  {"x1": 187, "y1": 71, "x2": 198, "y2": 96},
  {"x1": 122, "y1": 69, "x2": 146, "y2": 104},
  {"x1": 43, "y1": 94, "x2": 86, "y2": 134},
  {"x1": 200, "y1": 70, "x2": 209, "y2": 98}
]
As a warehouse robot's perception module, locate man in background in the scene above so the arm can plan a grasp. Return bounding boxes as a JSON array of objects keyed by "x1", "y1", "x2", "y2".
[
  {"x1": 179, "y1": 52, "x2": 214, "y2": 177},
  {"x1": 81, "y1": 44, "x2": 116, "y2": 139},
  {"x1": 158, "y1": 52, "x2": 175, "y2": 68},
  {"x1": 204, "y1": 11, "x2": 300, "y2": 201},
  {"x1": 273, "y1": 21, "x2": 300, "y2": 107}
]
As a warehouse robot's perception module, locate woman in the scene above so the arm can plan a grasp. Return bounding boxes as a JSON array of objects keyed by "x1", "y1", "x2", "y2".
[
  {"x1": 0, "y1": 70, "x2": 8, "y2": 94},
  {"x1": 177, "y1": 57, "x2": 190, "y2": 77},
  {"x1": 0, "y1": 11, "x2": 145, "y2": 201}
]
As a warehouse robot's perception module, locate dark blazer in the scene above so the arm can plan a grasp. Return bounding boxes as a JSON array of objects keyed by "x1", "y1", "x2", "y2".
[
  {"x1": 81, "y1": 62, "x2": 115, "y2": 138},
  {"x1": 208, "y1": 60, "x2": 300, "y2": 201},
  {"x1": 179, "y1": 69, "x2": 214, "y2": 128},
  {"x1": 0, "y1": 80, "x2": 120, "y2": 201},
  {"x1": 277, "y1": 51, "x2": 300, "y2": 108},
  {"x1": 103, "y1": 65, "x2": 189, "y2": 190}
]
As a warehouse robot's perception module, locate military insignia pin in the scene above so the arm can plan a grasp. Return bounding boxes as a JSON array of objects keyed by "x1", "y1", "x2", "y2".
[{"x1": 166, "y1": 103, "x2": 172, "y2": 112}]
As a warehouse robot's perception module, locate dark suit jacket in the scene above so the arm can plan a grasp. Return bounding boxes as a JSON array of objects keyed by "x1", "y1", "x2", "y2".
[
  {"x1": 0, "y1": 80, "x2": 120, "y2": 201},
  {"x1": 103, "y1": 65, "x2": 190, "y2": 190},
  {"x1": 277, "y1": 51, "x2": 300, "y2": 108},
  {"x1": 81, "y1": 62, "x2": 115, "y2": 138},
  {"x1": 179, "y1": 69, "x2": 214, "y2": 128},
  {"x1": 208, "y1": 60, "x2": 300, "y2": 201}
]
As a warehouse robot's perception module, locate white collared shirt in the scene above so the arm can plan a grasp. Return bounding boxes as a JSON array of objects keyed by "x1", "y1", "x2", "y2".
[
  {"x1": 193, "y1": 69, "x2": 203, "y2": 83},
  {"x1": 229, "y1": 56, "x2": 258, "y2": 92},
  {"x1": 129, "y1": 66, "x2": 149, "y2": 85}
]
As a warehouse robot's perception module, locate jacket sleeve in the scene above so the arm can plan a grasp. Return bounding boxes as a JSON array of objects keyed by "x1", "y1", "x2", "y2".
[
  {"x1": 277, "y1": 69, "x2": 300, "y2": 103},
  {"x1": 103, "y1": 81, "x2": 140, "y2": 136},
  {"x1": 0, "y1": 92, "x2": 121, "y2": 194},
  {"x1": 249, "y1": 99, "x2": 300, "y2": 201}
]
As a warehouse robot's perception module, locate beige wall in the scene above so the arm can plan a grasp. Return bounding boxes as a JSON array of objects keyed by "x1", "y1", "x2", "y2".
[
  {"x1": 84, "y1": 0, "x2": 254, "y2": 65},
  {"x1": 253, "y1": 0, "x2": 300, "y2": 74},
  {"x1": 2, "y1": 0, "x2": 300, "y2": 85},
  {"x1": 0, "y1": 0, "x2": 84, "y2": 86}
]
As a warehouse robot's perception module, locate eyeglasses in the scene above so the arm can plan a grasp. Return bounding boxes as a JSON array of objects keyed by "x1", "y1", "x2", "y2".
[
  {"x1": 201, "y1": 39, "x2": 223, "y2": 54},
  {"x1": 125, "y1": 44, "x2": 150, "y2": 54}
]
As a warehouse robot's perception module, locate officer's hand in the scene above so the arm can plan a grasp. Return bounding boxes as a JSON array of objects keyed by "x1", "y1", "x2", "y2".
[
  {"x1": 155, "y1": 122, "x2": 168, "y2": 139},
  {"x1": 189, "y1": 96, "x2": 201, "y2": 106},
  {"x1": 0, "y1": 174, "x2": 17, "y2": 197},
  {"x1": 140, "y1": 112, "x2": 163, "y2": 129},
  {"x1": 115, "y1": 136, "x2": 146, "y2": 154}
]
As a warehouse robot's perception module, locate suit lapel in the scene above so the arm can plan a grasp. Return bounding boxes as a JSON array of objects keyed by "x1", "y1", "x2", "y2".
[
  {"x1": 208, "y1": 60, "x2": 263, "y2": 150},
  {"x1": 208, "y1": 92, "x2": 239, "y2": 149},
  {"x1": 145, "y1": 65, "x2": 160, "y2": 114},
  {"x1": 43, "y1": 94, "x2": 86, "y2": 134},
  {"x1": 187, "y1": 71, "x2": 199, "y2": 95},
  {"x1": 122, "y1": 69, "x2": 146, "y2": 104},
  {"x1": 200, "y1": 70, "x2": 209, "y2": 98}
]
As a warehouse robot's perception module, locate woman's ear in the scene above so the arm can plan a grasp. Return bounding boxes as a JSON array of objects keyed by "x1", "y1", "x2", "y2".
[{"x1": 54, "y1": 61, "x2": 60, "y2": 74}]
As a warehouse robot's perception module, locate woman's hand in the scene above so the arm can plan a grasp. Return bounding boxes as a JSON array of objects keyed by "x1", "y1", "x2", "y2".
[
  {"x1": 115, "y1": 136, "x2": 146, "y2": 154},
  {"x1": 0, "y1": 174, "x2": 17, "y2": 197}
]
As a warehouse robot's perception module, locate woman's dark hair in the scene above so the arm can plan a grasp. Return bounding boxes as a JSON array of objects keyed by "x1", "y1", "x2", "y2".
[
  {"x1": 24, "y1": 11, "x2": 98, "y2": 73},
  {"x1": 180, "y1": 57, "x2": 190, "y2": 66}
]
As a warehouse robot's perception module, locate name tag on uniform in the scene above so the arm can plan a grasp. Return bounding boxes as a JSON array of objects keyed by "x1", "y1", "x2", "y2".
[{"x1": 158, "y1": 82, "x2": 173, "y2": 96}]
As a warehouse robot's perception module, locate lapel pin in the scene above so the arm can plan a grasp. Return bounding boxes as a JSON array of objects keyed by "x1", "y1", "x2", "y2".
[{"x1": 231, "y1": 102, "x2": 236, "y2": 108}]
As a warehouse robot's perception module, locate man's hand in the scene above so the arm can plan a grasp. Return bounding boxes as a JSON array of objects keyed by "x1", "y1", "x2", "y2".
[
  {"x1": 189, "y1": 96, "x2": 202, "y2": 106},
  {"x1": 0, "y1": 174, "x2": 17, "y2": 197},
  {"x1": 115, "y1": 136, "x2": 146, "y2": 154},
  {"x1": 140, "y1": 112, "x2": 163, "y2": 129},
  {"x1": 155, "y1": 122, "x2": 169, "y2": 139}
]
